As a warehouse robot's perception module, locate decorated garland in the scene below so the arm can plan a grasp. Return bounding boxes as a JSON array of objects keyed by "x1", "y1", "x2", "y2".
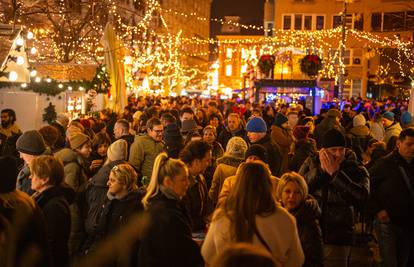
[
  {"x1": 300, "y1": 54, "x2": 322, "y2": 77},
  {"x1": 0, "y1": 65, "x2": 111, "y2": 96},
  {"x1": 258, "y1": 54, "x2": 276, "y2": 77}
]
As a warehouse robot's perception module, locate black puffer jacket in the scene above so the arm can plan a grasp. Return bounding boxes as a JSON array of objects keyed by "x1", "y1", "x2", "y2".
[
  {"x1": 80, "y1": 160, "x2": 126, "y2": 241},
  {"x1": 138, "y1": 192, "x2": 203, "y2": 267},
  {"x1": 164, "y1": 123, "x2": 184, "y2": 158},
  {"x1": 34, "y1": 184, "x2": 75, "y2": 267},
  {"x1": 299, "y1": 149, "x2": 370, "y2": 245},
  {"x1": 290, "y1": 196, "x2": 323, "y2": 267}
]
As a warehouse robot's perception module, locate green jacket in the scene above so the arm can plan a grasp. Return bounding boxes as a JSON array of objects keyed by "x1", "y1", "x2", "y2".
[
  {"x1": 129, "y1": 135, "x2": 164, "y2": 179},
  {"x1": 54, "y1": 148, "x2": 88, "y2": 193}
]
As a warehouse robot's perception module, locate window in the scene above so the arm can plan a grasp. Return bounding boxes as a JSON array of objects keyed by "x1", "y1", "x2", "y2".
[
  {"x1": 282, "y1": 14, "x2": 324, "y2": 30},
  {"x1": 304, "y1": 16, "x2": 312, "y2": 30},
  {"x1": 226, "y1": 48, "x2": 232, "y2": 59},
  {"x1": 316, "y1": 16, "x2": 325, "y2": 30},
  {"x1": 283, "y1": 15, "x2": 292, "y2": 30},
  {"x1": 333, "y1": 15, "x2": 342, "y2": 28},
  {"x1": 225, "y1": 65, "x2": 232, "y2": 76},
  {"x1": 266, "y1": 22, "x2": 274, "y2": 36},
  {"x1": 343, "y1": 50, "x2": 351, "y2": 65},
  {"x1": 333, "y1": 13, "x2": 363, "y2": 30},
  {"x1": 294, "y1": 14, "x2": 303, "y2": 30},
  {"x1": 371, "y1": 11, "x2": 413, "y2": 31}
]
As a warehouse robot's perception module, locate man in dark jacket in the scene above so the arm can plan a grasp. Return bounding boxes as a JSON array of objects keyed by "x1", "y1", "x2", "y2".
[
  {"x1": 246, "y1": 117, "x2": 283, "y2": 176},
  {"x1": 299, "y1": 128, "x2": 370, "y2": 267},
  {"x1": 217, "y1": 113, "x2": 246, "y2": 149},
  {"x1": 369, "y1": 127, "x2": 414, "y2": 267}
]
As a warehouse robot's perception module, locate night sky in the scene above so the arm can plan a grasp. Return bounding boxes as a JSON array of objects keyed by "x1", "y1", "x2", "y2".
[{"x1": 210, "y1": 0, "x2": 265, "y2": 38}]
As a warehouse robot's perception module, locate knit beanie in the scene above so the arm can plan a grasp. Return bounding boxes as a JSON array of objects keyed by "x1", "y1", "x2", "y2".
[
  {"x1": 382, "y1": 111, "x2": 394, "y2": 122},
  {"x1": 293, "y1": 126, "x2": 310, "y2": 141},
  {"x1": 245, "y1": 144, "x2": 268, "y2": 162},
  {"x1": 246, "y1": 117, "x2": 267, "y2": 133},
  {"x1": 353, "y1": 114, "x2": 366, "y2": 127},
  {"x1": 107, "y1": 139, "x2": 128, "y2": 162},
  {"x1": 274, "y1": 112, "x2": 288, "y2": 127},
  {"x1": 0, "y1": 156, "x2": 19, "y2": 193},
  {"x1": 66, "y1": 125, "x2": 83, "y2": 139},
  {"x1": 322, "y1": 128, "x2": 346, "y2": 148},
  {"x1": 225, "y1": 136, "x2": 248, "y2": 159},
  {"x1": 401, "y1": 112, "x2": 412, "y2": 126},
  {"x1": 16, "y1": 130, "x2": 46, "y2": 155},
  {"x1": 69, "y1": 133, "x2": 90, "y2": 150}
]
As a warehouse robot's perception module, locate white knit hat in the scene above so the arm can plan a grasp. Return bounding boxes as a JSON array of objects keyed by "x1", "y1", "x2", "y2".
[
  {"x1": 107, "y1": 139, "x2": 128, "y2": 162},
  {"x1": 353, "y1": 114, "x2": 366, "y2": 127}
]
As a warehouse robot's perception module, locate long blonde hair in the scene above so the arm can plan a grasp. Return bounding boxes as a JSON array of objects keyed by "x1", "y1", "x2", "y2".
[{"x1": 142, "y1": 153, "x2": 187, "y2": 209}]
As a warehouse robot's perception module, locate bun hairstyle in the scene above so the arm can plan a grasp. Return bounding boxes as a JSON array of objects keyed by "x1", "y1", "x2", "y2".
[{"x1": 142, "y1": 153, "x2": 188, "y2": 208}]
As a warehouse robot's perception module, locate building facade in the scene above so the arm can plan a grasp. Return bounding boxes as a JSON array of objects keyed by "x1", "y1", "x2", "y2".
[{"x1": 265, "y1": 0, "x2": 414, "y2": 98}]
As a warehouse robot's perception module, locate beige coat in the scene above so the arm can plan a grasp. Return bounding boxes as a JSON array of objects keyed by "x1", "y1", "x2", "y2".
[
  {"x1": 201, "y1": 207, "x2": 304, "y2": 267},
  {"x1": 271, "y1": 125, "x2": 293, "y2": 174}
]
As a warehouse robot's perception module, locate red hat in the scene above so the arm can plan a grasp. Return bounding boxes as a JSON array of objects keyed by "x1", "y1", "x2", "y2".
[{"x1": 293, "y1": 126, "x2": 310, "y2": 141}]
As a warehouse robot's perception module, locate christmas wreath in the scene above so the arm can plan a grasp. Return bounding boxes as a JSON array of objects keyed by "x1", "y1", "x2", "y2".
[
  {"x1": 300, "y1": 54, "x2": 322, "y2": 77},
  {"x1": 258, "y1": 54, "x2": 276, "y2": 77}
]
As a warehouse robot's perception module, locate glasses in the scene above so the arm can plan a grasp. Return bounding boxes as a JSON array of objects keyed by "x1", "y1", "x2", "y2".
[{"x1": 152, "y1": 129, "x2": 164, "y2": 134}]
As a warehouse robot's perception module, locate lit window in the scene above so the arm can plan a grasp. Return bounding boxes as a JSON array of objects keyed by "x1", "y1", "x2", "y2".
[
  {"x1": 241, "y1": 65, "x2": 247, "y2": 74},
  {"x1": 226, "y1": 48, "x2": 233, "y2": 58},
  {"x1": 226, "y1": 65, "x2": 232, "y2": 76}
]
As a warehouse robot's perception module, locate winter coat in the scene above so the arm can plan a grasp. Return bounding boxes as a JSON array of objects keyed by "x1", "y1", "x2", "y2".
[
  {"x1": 299, "y1": 149, "x2": 370, "y2": 245},
  {"x1": 369, "y1": 150, "x2": 414, "y2": 228},
  {"x1": 16, "y1": 163, "x2": 34, "y2": 196},
  {"x1": 384, "y1": 122, "x2": 402, "y2": 145},
  {"x1": 80, "y1": 160, "x2": 126, "y2": 241},
  {"x1": 346, "y1": 125, "x2": 373, "y2": 161},
  {"x1": 163, "y1": 123, "x2": 184, "y2": 159},
  {"x1": 0, "y1": 190, "x2": 51, "y2": 267},
  {"x1": 50, "y1": 121, "x2": 67, "y2": 150},
  {"x1": 54, "y1": 148, "x2": 89, "y2": 254},
  {"x1": 204, "y1": 141, "x2": 224, "y2": 190},
  {"x1": 182, "y1": 174, "x2": 213, "y2": 231},
  {"x1": 202, "y1": 206, "x2": 304, "y2": 267},
  {"x1": 252, "y1": 134, "x2": 283, "y2": 176},
  {"x1": 289, "y1": 196, "x2": 323, "y2": 267},
  {"x1": 217, "y1": 127, "x2": 247, "y2": 149},
  {"x1": 271, "y1": 125, "x2": 293, "y2": 174},
  {"x1": 34, "y1": 184, "x2": 75, "y2": 267},
  {"x1": 288, "y1": 139, "x2": 317, "y2": 172},
  {"x1": 218, "y1": 174, "x2": 280, "y2": 206},
  {"x1": 55, "y1": 148, "x2": 89, "y2": 193},
  {"x1": 209, "y1": 156, "x2": 244, "y2": 206},
  {"x1": 84, "y1": 190, "x2": 144, "y2": 267},
  {"x1": 129, "y1": 135, "x2": 164, "y2": 179},
  {"x1": 138, "y1": 192, "x2": 203, "y2": 267}
]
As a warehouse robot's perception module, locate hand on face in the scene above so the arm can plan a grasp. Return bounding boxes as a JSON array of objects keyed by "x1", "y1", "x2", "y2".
[{"x1": 319, "y1": 148, "x2": 341, "y2": 176}]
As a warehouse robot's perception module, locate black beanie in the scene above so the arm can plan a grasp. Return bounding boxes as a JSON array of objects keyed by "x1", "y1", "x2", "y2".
[
  {"x1": 0, "y1": 156, "x2": 19, "y2": 193},
  {"x1": 16, "y1": 130, "x2": 46, "y2": 155},
  {"x1": 322, "y1": 128, "x2": 346, "y2": 148},
  {"x1": 274, "y1": 112, "x2": 288, "y2": 127},
  {"x1": 245, "y1": 144, "x2": 268, "y2": 162}
]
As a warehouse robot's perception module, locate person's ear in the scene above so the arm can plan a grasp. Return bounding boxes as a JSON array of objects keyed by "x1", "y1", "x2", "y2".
[{"x1": 163, "y1": 176, "x2": 173, "y2": 187}]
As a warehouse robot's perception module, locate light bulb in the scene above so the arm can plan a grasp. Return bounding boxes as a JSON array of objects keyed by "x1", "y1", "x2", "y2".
[
  {"x1": 58, "y1": 84, "x2": 63, "y2": 88},
  {"x1": 16, "y1": 38, "x2": 24, "y2": 46},
  {"x1": 27, "y1": 32, "x2": 34, "y2": 40},
  {"x1": 30, "y1": 69, "x2": 37, "y2": 77},
  {"x1": 68, "y1": 86, "x2": 73, "y2": 91},
  {"x1": 35, "y1": 77, "x2": 41, "y2": 83},
  {"x1": 21, "y1": 83, "x2": 27, "y2": 88},
  {"x1": 46, "y1": 78, "x2": 52, "y2": 83},
  {"x1": 16, "y1": 56, "x2": 24, "y2": 65},
  {"x1": 30, "y1": 47, "x2": 37, "y2": 54}
]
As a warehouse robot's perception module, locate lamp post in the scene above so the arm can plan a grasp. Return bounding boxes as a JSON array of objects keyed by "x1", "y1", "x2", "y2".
[{"x1": 338, "y1": 0, "x2": 349, "y2": 99}]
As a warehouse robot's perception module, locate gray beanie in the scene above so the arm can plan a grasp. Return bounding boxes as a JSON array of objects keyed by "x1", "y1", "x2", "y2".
[
  {"x1": 16, "y1": 130, "x2": 46, "y2": 155},
  {"x1": 225, "y1": 136, "x2": 248, "y2": 158},
  {"x1": 107, "y1": 139, "x2": 128, "y2": 162}
]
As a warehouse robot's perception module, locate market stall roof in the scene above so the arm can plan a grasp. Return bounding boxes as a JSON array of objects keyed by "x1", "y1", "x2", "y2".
[
  {"x1": 254, "y1": 79, "x2": 316, "y2": 88},
  {"x1": 32, "y1": 63, "x2": 97, "y2": 81},
  {"x1": 0, "y1": 25, "x2": 20, "y2": 70}
]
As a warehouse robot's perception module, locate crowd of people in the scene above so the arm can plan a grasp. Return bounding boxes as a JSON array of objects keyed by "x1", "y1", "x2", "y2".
[{"x1": 0, "y1": 95, "x2": 413, "y2": 267}]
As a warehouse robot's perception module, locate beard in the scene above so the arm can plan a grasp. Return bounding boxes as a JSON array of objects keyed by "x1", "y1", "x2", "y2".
[{"x1": 1, "y1": 120, "x2": 11, "y2": 128}]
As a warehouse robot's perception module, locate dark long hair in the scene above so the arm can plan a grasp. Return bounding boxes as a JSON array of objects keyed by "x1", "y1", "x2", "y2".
[{"x1": 219, "y1": 161, "x2": 276, "y2": 242}]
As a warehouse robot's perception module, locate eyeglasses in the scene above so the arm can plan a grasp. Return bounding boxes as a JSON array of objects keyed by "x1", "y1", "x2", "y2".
[{"x1": 152, "y1": 129, "x2": 164, "y2": 134}]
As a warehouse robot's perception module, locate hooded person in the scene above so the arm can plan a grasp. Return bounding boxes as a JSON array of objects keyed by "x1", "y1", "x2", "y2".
[
  {"x1": 0, "y1": 156, "x2": 51, "y2": 267},
  {"x1": 271, "y1": 112, "x2": 293, "y2": 174},
  {"x1": 16, "y1": 130, "x2": 48, "y2": 196},
  {"x1": 209, "y1": 137, "x2": 248, "y2": 206},
  {"x1": 289, "y1": 126, "x2": 317, "y2": 172},
  {"x1": 346, "y1": 113, "x2": 373, "y2": 161}
]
